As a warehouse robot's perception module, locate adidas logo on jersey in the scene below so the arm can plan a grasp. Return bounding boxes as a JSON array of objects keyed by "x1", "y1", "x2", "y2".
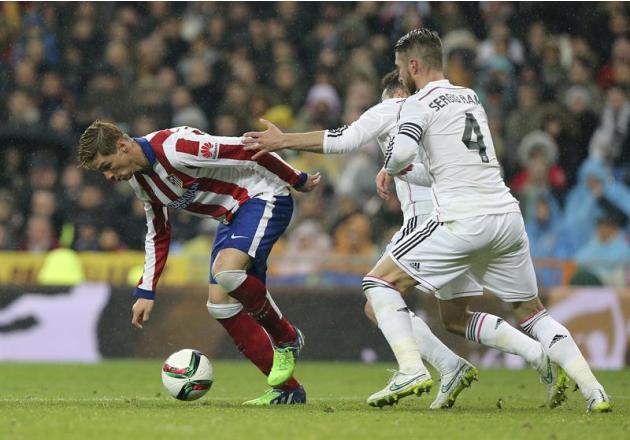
[{"x1": 549, "y1": 334, "x2": 567, "y2": 348}]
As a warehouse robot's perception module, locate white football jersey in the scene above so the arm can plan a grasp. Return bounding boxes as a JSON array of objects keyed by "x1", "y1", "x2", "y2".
[
  {"x1": 323, "y1": 98, "x2": 433, "y2": 221},
  {"x1": 384, "y1": 79, "x2": 520, "y2": 221}
]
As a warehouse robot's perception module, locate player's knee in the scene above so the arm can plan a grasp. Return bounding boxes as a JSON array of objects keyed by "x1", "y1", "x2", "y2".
[
  {"x1": 214, "y1": 270, "x2": 247, "y2": 293},
  {"x1": 212, "y1": 249, "x2": 250, "y2": 275},
  {"x1": 206, "y1": 301, "x2": 243, "y2": 320}
]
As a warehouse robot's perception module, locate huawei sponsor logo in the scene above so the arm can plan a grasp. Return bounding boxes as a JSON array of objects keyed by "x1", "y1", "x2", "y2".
[{"x1": 200, "y1": 142, "x2": 219, "y2": 160}]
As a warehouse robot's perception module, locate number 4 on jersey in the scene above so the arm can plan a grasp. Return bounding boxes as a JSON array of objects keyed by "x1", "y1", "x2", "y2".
[{"x1": 462, "y1": 113, "x2": 489, "y2": 163}]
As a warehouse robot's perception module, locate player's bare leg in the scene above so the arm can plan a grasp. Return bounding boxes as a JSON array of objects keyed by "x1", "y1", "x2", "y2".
[
  {"x1": 362, "y1": 256, "x2": 433, "y2": 407},
  {"x1": 365, "y1": 299, "x2": 478, "y2": 409},
  {"x1": 212, "y1": 248, "x2": 304, "y2": 389},
  {"x1": 512, "y1": 298, "x2": 611, "y2": 412},
  {"x1": 438, "y1": 297, "x2": 568, "y2": 407}
]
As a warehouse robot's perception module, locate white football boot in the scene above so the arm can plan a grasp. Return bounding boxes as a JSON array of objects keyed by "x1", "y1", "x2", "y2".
[
  {"x1": 430, "y1": 358, "x2": 479, "y2": 409},
  {"x1": 367, "y1": 368, "x2": 432, "y2": 407}
]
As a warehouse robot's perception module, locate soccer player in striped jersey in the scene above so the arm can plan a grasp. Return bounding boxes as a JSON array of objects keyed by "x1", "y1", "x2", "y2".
[
  {"x1": 242, "y1": 72, "x2": 561, "y2": 410},
  {"x1": 78, "y1": 121, "x2": 321, "y2": 405},
  {"x1": 370, "y1": 28, "x2": 610, "y2": 413}
]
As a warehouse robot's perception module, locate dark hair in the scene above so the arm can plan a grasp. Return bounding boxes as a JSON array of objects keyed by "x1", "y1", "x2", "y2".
[
  {"x1": 395, "y1": 28, "x2": 443, "y2": 70},
  {"x1": 381, "y1": 69, "x2": 403, "y2": 96}
]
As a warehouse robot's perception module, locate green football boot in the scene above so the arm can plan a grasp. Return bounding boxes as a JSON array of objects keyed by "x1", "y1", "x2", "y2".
[
  {"x1": 547, "y1": 363, "x2": 569, "y2": 409},
  {"x1": 243, "y1": 386, "x2": 306, "y2": 405},
  {"x1": 267, "y1": 327, "x2": 305, "y2": 387}
]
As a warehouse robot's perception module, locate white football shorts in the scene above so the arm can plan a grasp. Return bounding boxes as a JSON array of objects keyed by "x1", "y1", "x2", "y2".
[
  {"x1": 388, "y1": 212, "x2": 538, "y2": 302},
  {"x1": 385, "y1": 215, "x2": 483, "y2": 301}
]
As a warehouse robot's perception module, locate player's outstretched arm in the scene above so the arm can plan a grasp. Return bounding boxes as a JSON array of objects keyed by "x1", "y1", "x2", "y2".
[{"x1": 243, "y1": 119, "x2": 325, "y2": 159}]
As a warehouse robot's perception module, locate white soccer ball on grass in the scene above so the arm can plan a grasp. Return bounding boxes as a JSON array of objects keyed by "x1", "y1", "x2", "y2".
[{"x1": 161, "y1": 349, "x2": 213, "y2": 401}]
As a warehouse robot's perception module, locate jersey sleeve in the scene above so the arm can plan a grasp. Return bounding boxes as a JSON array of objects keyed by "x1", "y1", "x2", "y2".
[
  {"x1": 383, "y1": 98, "x2": 431, "y2": 175},
  {"x1": 133, "y1": 201, "x2": 171, "y2": 300},
  {"x1": 323, "y1": 102, "x2": 396, "y2": 154},
  {"x1": 166, "y1": 127, "x2": 308, "y2": 188}
]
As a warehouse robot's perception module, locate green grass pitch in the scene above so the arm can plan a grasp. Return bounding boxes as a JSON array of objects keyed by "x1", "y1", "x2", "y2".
[{"x1": 0, "y1": 361, "x2": 627, "y2": 440}]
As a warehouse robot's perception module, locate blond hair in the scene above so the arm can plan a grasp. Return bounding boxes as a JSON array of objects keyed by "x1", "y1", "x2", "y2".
[{"x1": 77, "y1": 120, "x2": 125, "y2": 169}]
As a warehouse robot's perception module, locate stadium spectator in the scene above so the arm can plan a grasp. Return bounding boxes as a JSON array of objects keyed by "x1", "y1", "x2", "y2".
[
  {"x1": 21, "y1": 215, "x2": 58, "y2": 253},
  {"x1": 562, "y1": 85, "x2": 599, "y2": 183},
  {"x1": 477, "y1": 21, "x2": 525, "y2": 67},
  {"x1": 273, "y1": 220, "x2": 332, "y2": 277},
  {"x1": 589, "y1": 85, "x2": 630, "y2": 167},
  {"x1": 98, "y1": 227, "x2": 127, "y2": 252},
  {"x1": 330, "y1": 212, "x2": 378, "y2": 274},
  {"x1": 524, "y1": 193, "x2": 572, "y2": 286},
  {"x1": 563, "y1": 158, "x2": 630, "y2": 252},
  {"x1": 526, "y1": 193, "x2": 571, "y2": 258},
  {"x1": 575, "y1": 214, "x2": 630, "y2": 287},
  {"x1": 510, "y1": 131, "x2": 566, "y2": 216},
  {"x1": 504, "y1": 84, "x2": 544, "y2": 169},
  {"x1": 170, "y1": 86, "x2": 209, "y2": 130},
  {"x1": 0, "y1": 192, "x2": 20, "y2": 250}
]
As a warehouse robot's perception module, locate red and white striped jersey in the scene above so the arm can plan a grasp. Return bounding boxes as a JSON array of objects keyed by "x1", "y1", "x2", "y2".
[{"x1": 129, "y1": 126, "x2": 306, "y2": 296}]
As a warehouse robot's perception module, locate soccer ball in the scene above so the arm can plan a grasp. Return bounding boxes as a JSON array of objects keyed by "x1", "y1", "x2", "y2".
[{"x1": 161, "y1": 349, "x2": 213, "y2": 401}]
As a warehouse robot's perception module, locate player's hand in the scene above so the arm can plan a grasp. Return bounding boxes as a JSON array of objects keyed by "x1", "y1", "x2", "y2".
[
  {"x1": 242, "y1": 119, "x2": 286, "y2": 160},
  {"x1": 131, "y1": 298, "x2": 154, "y2": 329},
  {"x1": 376, "y1": 168, "x2": 393, "y2": 200},
  {"x1": 295, "y1": 172, "x2": 321, "y2": 192}
]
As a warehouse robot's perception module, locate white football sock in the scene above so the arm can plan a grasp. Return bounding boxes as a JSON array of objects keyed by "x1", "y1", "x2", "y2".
[
  {"x1": 363, "y1": 277, "x2": 425, "y2": 374},
  {"x1": 466, "y1": 312, "x2": 543, "y2": 366},
  {"x1": 521, "y1": 310, "x2": 602, "y2": 398},
  {"x1": 409, "y1": 311, "x2": 461, "y2": 375}
]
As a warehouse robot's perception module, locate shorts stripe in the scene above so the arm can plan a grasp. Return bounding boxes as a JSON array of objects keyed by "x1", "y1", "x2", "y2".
[
  {"x1": 395, "y1": 216, "x2": 419, "y2": 245},
  {"x1": 392, "y1": 220, "x2": 439, "y2": 259},
  {"x1": 248, "y1": 196, "x2": 275, "y2": 256}
]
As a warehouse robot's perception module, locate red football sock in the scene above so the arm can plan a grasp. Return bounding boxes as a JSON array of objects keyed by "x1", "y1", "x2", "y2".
[
  {"x1": 228, "y1": 274, "x2": 297, "y2": 345},
  {"x1": 218, "y1": 310, "x2": 300, "y2": 390}
]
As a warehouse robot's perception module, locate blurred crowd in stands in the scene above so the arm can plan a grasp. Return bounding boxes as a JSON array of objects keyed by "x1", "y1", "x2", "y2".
[{"x1": 0, "y1": 2, "x2": 629, "y2": 286}]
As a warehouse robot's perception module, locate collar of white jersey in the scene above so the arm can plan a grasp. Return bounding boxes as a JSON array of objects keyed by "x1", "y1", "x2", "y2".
[{"x1": 416, "y1": 79, "x2": 451, "y2": 93}]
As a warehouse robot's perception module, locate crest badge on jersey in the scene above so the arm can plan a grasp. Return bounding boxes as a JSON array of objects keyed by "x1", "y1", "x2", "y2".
[
  {"x1": 166, "y1": 174, "x2": 183, "y2": 187},
  {"x1": 200, "y1": 142, "x2": 219, "y2": 160}
]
